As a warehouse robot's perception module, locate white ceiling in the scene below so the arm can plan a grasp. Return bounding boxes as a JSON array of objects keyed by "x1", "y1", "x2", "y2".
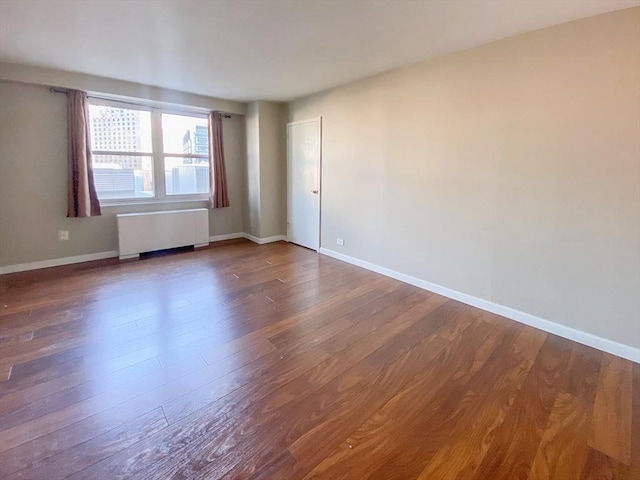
[{"x1": 0, "y1": 0, "x2": 638, "y2": 102}]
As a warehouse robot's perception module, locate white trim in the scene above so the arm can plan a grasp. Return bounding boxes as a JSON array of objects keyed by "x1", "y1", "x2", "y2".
[
  {"x1": 0, "y1": 232, "x2": 280, "y2": 274},
  {"x1": 209, "y1": 232, "x2": 244, "y2": 242},
  {"x1": 0, "y1": 251, "x2": 118, "y2": 275},
  {"x1": 286, "y1": 117, "x2": 323, "y2": 127},
  {"x1": 319, "y1": 247, "x2": 640, "y2": 364},
  {"x1": 243, "y1": 233, "x2": 287, "y2": 245},
  {"x1": 100, "y1": 199, "x2": 209, "y2": 209}
]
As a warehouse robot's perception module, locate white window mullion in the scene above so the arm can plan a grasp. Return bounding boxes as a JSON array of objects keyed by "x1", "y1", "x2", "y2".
[{"x1": 151, "y1": 109, "x2": 166, "y2": 200}]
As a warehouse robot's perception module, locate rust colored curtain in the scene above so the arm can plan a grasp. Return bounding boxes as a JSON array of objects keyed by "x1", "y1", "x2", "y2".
[
  {"x1": 66, "y1": 90, "x2": 101, "y2": 217},
  {"x1": 208, "y1": 111, "x2": 230, "y2": 208}
]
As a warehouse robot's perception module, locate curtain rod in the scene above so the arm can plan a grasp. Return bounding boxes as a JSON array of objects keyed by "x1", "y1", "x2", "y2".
[{"x1": 48, "y1": 87, "x2": 232, "y2": 117}]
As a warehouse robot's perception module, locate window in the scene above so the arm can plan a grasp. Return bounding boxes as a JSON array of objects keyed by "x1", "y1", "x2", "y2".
[{"x1": 88, "y1": 101, "x2": 210, "y2": 203}]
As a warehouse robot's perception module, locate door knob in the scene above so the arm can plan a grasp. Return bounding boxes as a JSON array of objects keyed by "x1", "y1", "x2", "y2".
[{"x1": 311, "y1": 190, "x2": 318, "y2": 194}]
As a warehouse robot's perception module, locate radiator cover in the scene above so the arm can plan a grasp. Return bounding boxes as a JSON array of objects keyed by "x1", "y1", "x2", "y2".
[{"x1": 116, "y1": 208, "x2": 209, "y2": 259}]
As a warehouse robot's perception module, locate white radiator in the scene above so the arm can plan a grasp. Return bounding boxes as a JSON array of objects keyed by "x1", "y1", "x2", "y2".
[{"x1": 116, "y1": 208, "x2": 209, "y2": 260}]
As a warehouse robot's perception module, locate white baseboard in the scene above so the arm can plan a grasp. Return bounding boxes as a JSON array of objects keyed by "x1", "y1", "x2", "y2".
[
  {"x1": 209, "y1": 232, "x2": 244, "y2": 243},
  {"x1": 319, "y1": 248, "x2": 640, "y2": 364},
  {"x1": 0, "y1": 232, "x2": 286, "y2": 275},
  {"x1": 0, "y1": 251, "x2": 119, "y2": 275},
  {"x1": 243, "y1": 233, "x2": 287, "y2": 245}
]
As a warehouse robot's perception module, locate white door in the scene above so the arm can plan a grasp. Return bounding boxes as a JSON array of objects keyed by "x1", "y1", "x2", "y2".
[{"x1": 287, "y1": 118, "x2": 321, "y2": 250}]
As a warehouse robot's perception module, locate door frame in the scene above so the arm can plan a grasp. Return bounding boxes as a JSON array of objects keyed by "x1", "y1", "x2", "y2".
[{"x1": 286, "y1": 117, "x2": 322, "y2": 251}]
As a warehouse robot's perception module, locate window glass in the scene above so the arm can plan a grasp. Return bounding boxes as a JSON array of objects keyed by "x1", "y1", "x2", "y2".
[
  {"x1": 88, "y1": 105, "x2": 154, "y2": 200},
  {"x1": 162, "y1": 113, "x2": 210, "y2": 195},
  {"x1": 164, "y1": 157, "x2": 210, "y2": 195},
  {"x1": 162, "y1": 113, "x2": 209, "y2": 155},
  {"x1": 92, "y1": 154, "x2": 154, "y2": 200},
  {"x1": 89, "y1": 106, "x2": 152, "y2": 152}
]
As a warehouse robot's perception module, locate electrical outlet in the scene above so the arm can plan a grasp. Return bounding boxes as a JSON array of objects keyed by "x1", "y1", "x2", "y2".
[
  {"x1": 336, "y1": 238, "x2": 344, "y2": 246},
  {"x1": 58, "y1": 230, "x2": 69, "y2": 241}
]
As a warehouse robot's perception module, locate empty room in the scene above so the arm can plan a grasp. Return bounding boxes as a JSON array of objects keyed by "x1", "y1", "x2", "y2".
[{"x1": 0, "y1": 1, "x2": 638, "y2": 479}]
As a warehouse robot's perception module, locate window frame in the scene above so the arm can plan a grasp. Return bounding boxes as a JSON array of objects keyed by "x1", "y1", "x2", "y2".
[{"x1": 88, "y1": 98, "x2": 211, "y2": 206}]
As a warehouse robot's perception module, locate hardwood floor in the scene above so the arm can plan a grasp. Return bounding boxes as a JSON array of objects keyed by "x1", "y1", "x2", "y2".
[{"x1": 0, "y1": 240, "x2": 637, "y2": 479}]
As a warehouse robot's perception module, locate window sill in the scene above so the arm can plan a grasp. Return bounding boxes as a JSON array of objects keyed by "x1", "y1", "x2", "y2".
[{"x1": 100, "y1": 197, "x2": 209, "y2": 212}]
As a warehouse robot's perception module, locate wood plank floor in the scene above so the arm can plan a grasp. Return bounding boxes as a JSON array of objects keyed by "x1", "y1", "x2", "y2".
[{"x1": 0, "y1": 240, "x2": 637, "y2": 479}]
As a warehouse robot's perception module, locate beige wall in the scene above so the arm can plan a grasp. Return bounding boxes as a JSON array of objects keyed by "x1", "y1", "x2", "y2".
[
  {"x1": 258, "y1": 101, "x2": 287, "y2": 238},
  {"x1": 288, "y1": 8, "x2": 640, "y2": 349},
  {"x1": 243, "y1": 100, "x2": 287, "y2": 238},
  {"x1": 0, "y1": 62, "x2": 246, "y2": 115},
  {"x1": 0, "y1": 82, "x2": 246, "y2": 266},
  {"x1": 244, "y1": 101, "x2": 261, "y2": 237}
]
